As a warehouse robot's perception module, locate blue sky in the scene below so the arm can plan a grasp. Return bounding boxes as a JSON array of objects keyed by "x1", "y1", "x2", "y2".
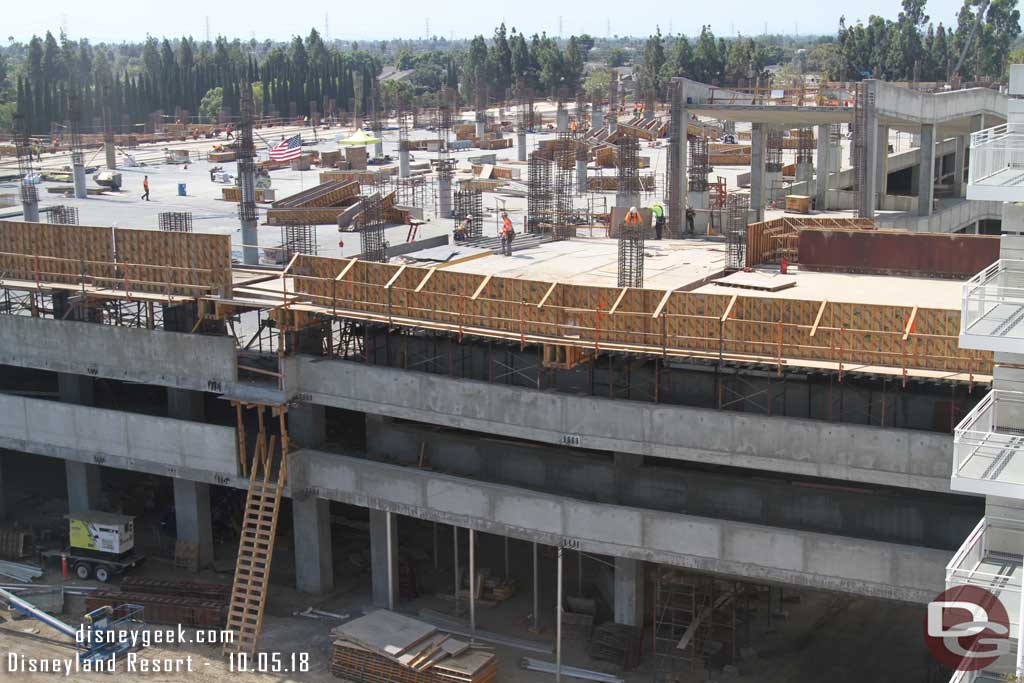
[{"x1": 5, "y1": 0, "x2": 969, "y2": 43}]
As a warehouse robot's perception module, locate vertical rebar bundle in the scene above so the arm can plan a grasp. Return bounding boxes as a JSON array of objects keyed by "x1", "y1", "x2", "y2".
[
  {"x1": 237, "y1": 83, "x2": 257, "y2": 224},
  {"x1": 852, "y1": 82, "x2": 873, "y2": 217},
  {"x1": 398, "y1": 106, "x2": 411, "y2": 152},
  {"x1": 397, "y1": 176, "x2": 426, "y2": 208},
  {"x1": 436, "y1": 93, "x2": 455, "y2": 217},
  {"x1": 516, "y1": 81, "x2": 529, "y2": 132},
  {"x1": 279, "y1": 223, "x2": 318, "y2": 258},
  {"x1": 158, "y1": 211, "x2": 193, "y2": 232},
  {"x1": 13, "y1": 114, "x2": 38, "y2": 218},
  {"x1": 725, "y1": 196, "x2": 750, "y2": 272},
  {"x1": 617, "y1": 133, "x2": 641, "y2": 203},
  {"x1": 359, "y1": 193, "x2": 388, "y2": 263},
  {"x1": 617, "y1": 220, "x2": 644, "y2": 288},
  {"x1": 68, "y1": 96, "x2": 84, "y2": 168},
  {"x1": 796, "y1": 128, "x2": 814, "y2": 165},
  {"x1": 553, "y1": 132, "x2": 575, "y2": 240},
  {"x1": 103, "y1": 106, "x2": 116, "y2": 169},
  {"x1": 453, "y1": 189, "x2": 483, "y2": 239},
  {"x1": 829, "y1": 123, "x2": 842, "y2": 144},
  {"x1": 688, "y1": 135, "x2": 709, "y2": 193},
  {"x1": 527, "y1": 152, "x2": 552, "y2": 234},
  {"x1": 575, "y1": 92, "x2": 586, "y2": 129},
  {"x1": 667, "y1": 83, "x2": 683, "y2": 238},
  {"x1": 370, "y1": 82, "x2": 383, "y2": 143},
  {"x1": 765, "y1": 129, "x2": 784, "y2": 173},
  {"x1": 49, "y1": 205, "x2": 80, "y2": 225}
]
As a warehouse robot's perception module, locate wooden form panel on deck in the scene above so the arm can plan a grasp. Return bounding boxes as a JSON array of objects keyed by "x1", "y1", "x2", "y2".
[
  {"x1": 744, "y1": 217, "x2": 876, "y2": 267},
  {"x1": 0, "y1": 220, "x2": 115, "y2": 285},
  {"x1": 114, "y1": 228, "x2": 233, "y2": 296},
  {"x1": 287, "y1": 254, "x2": 991, "y2": 376}
]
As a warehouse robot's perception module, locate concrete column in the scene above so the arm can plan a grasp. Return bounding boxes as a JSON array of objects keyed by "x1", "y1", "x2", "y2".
[
  {"x1": 517, "y1": 132, "x2": 527, "y2": 162},
  {"x1": 241, "y1": 218, "x2": 259, "y2": 266},
  {"x1": 293, "y1": 495, "x2": 334, "y2": 594},
  {"x1": 815, "y1": 124, "x2": 830, "y2": 209},
  {"x1": 289, "y1": 403, "x2": 326, "y2": 450},
  {"x1": 105, "y1": 140, "x2": 117, "y2": 169},
  {"x1": 58, "y1": 373, "x2": 94, "y2": 406},
  {"x1": 614, "y1": 452, "x2": 642, "y2": 504},
  {"x1": 173, "y1": 478, "x2": 214, "y2": 569},
  {"x1": 370, "y1": 509, "x2": 398, "y2": 608},
  {"x1": 875, "y1": 125, "x2": 889, "y2": 206},
  {"x1": 72, "y1": 164, "x2": 87, "y2": 199},
  {"x1": 750, "y1": 123, "x2": 767, "y2": 222},
  {"x1": 438, "y1": 176, "x2": 452, "y2": 218},
  {"x1": 475, "y1": 120, "x2": 487, "y2": 140},
  {"x1": 614, "y1": 557, "x2": 644, "y2": 626},
  {"x1": 373, "y1": 140, "x2": 384, "y2": 158},
  {"x1": 953, "y1": 134, "x2": 967, "y2": 198},
  {"x1": 859, "y1": 81, "x2": 879, "y2": 219},
  {"x1": 576, "y1": 158, "x2": 587, "y2": 193},
  {"x1": 0, "y1": 454, "x2": 6, "y2": 520},
  {"x1": 399, "y1": 148, "x2": 411, "y2": 178},
  {"x1": 21, "y1": 191, "x2": 39, "y2": 223},
  {"x1": 556, "y1": 108, "x2": 569, "y2": 133},
  {"x1": 66, "y1": 461, "x2": 101, "y2": 513},
  {"x1": 592, "y1": 108, "x2": 604, "y2": 131},
  {"x1": 167, "y1": 388, "x2": 204, "y2": 421},
  {"x1": 918, "y1": 123, "x2": 936, "y2": 217}
]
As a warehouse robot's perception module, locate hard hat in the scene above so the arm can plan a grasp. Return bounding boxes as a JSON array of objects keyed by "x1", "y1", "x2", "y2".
[{"x1": 629, "y1": 206, "x2": 638, "y2": 212}]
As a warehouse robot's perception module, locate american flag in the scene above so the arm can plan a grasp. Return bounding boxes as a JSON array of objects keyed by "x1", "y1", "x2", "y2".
[{"x1": 269, "y1": 134, "x2": 302, "y2": 161}]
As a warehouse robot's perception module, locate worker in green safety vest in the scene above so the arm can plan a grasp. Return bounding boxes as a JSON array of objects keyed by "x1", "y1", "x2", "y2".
[{"x1": 650, "y1": 201, "x2": 665, "y2": 240}]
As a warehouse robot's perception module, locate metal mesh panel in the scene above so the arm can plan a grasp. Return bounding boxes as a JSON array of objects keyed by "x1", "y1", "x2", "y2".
[
  {"x1": 765, "y1": 129, "x2": 784, "y2": 172},
  {"x1": 796, "y1": 128, "x2": 814, "y2": 164},
  {"x1": 617, "y1": 133, "x2": 640, "y2": 198},
  {"x1": 397, "y1": 176, "x2": 427, "y2": 208},
  {"x1": 49, "y1": 205, "x2": 79, "y2": 226},
  {"x1": 280, "y1": 223, "x2": 318, "y2": 258},
  {"x1": 158, "y1": 211, "x2": 193, "y2": 232}
]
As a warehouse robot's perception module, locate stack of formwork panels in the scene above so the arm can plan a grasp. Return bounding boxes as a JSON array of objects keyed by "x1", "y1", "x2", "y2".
[
  {"x1": 330, "y1": 610, "x2": 498, "y2": 683},
  {"x1": 265, "y1": 180, "x2": 361, "y2": 225}
]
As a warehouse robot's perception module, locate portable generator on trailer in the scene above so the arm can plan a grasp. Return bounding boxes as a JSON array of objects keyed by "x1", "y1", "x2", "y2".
[{"x1": 40, "y1": 511, "x2": 145, "y2": 582}]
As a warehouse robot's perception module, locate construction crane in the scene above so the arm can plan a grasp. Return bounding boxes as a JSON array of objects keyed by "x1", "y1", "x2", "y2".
[
  {"x1": 950, "y1": 0, "x2": 991, "y2": 81},
  {"x1": 0, "y1": 587, "x2": 145, "y2": 664}
]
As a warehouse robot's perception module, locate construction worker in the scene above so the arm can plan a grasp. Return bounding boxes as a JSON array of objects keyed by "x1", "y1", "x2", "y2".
[
  {"x1": 500, "y1": 211, "x2": 515, "y2": 256},
  {"x1": 624, "y1": 206, "x2": 643, "y2": 233},
  {"x1": 141, "y1": 175, "x2": 150, "y2": 201},
  {"x1": 651, "y1": 201, "x2": 665, "y2": 240},
  {"x1": 570, "y1": 119, "x2": 577, "y2": 133},
  {"x1": 454, "y1": 216, "x2": 471, "y2": 242},
  {"x1": 685, "y1": 206, "x2": 696, "y2": 235}
]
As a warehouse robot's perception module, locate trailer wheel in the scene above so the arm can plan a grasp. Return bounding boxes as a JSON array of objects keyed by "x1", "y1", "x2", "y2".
[
  {"x1": 74, "y1": 562, "x2": 91, "y2": 580},
  {"x1": 93, "y1": 565, "x2": 111, "y2": 583}
]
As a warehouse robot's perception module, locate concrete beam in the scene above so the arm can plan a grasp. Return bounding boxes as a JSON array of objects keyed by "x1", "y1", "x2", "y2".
[
  {"x1": 66, "y1": 460, "x2": 101, "y2": 513},
  {"x1": 173, "y1": 478, "x2": 214, "y2": 568},
  {"x1": 293, "y1": 494, "x2": 334, "y2": 594},
  {"x1": 0, "y1": 394, "x2": 242, "y2": 486},
  {"x1": 0, "y1": 454, "x2": 6, "y2": 520},
  {"x1": 876, "y1": 125, "x2": 889, "y2": 203},
  {"x1": 370, "y1": 510, "x2": 398, "y2": 608},
  {"x1": 815, "y1": 124, "x2": 830, "y2": 209},
  {"x1": 301, "y1": 449, "x2": 948, "y2": 603},
  {"x1": 918, "y1": 123, "x2": 936, "y2": 217},
  {"x1": 614, "y1": 557, "x2": 644, "y2": 626},
  {"x1": 296, "y1": 358, "x2": 954, "y2": 492},
  {"x1": 953, "y1": 134, "x2": 967, "y2": 198},
  {"x1": 0, "y1": 316, "x2": 238, "y2": 392}
]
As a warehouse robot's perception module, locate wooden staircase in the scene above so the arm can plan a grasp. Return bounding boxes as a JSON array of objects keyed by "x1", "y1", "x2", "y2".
[{"x1": 224, "y1": 404, "x2": 289, "y2": 656}]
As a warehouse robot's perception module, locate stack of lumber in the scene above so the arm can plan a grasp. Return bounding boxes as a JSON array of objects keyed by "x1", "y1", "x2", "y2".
[
  {"x1": 330, "y1": 610, "x2": 499, "y2": 683},
  {"x1": 587, "y1": 176, "x2": 656, "y2": 192},
  {"x1": 86, "y1": 577, "x2": 229, "y2": 627},
  {"x1": 709, "y1": 143, "x2": 751, "y2": 165},
  {"x1": 221, "y1": 187, "x2": 274, "y2": 203},
  {"x1": 447, "y1": 569, "x2": 517, "y2": 606},
  {"x1": 209, "y1": 150, "x2": 237, "y2": 163},
  {"x1": 265, "y1": 180, "x2": 361, "y2": 225},
  {"x1": 0, "y1": 529, "x2": 32, "y2": 559}
]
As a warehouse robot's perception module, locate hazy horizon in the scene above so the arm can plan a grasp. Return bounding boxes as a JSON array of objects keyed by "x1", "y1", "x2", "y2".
[{"x1": 3, "y1": 0, "x2": 969, "y2": 44}]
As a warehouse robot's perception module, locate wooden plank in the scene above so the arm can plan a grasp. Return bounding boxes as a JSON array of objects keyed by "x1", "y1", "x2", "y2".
[
  {"x1": 608, "y1": 287, "x2": 629, "y2": 315},
  {"x1": 334, "y1": 259, "x2": 358, "y2": 281},
  {"x1": 720, "y1": 294, "x2": 738, "y2": 323},
  {"x1": 537, "y1": 281, "x2": 558, "y2": 309},
  {"x1": 384, "y1": 264, "x2": 408, "y2": 290},
  {"x1": 471, "y1": 274, "x2": 493, "y2": 301},
  {"x1": 809, "y1": 300, "x2": 828, "y2": 338},
  {"x1": 652, "y1": 289, "x2": 674, "y2": 319},
  {"x1": 414, "y1": 268, "x2": 437, "y2": 293},
  {"x1": 903, "y1": 306, "x2": 918, "y2": 341}
]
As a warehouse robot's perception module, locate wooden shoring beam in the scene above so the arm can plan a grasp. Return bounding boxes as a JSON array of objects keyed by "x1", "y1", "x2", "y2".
[
  {"x1": 652, "y1": 289, "x2": 674, "y2": 319},
  {"x1": 720, "y1": 294, "x2": 738, "y2": 323},
  {"x1": 470, "y1": 274, "x2": 493, "y2": 301},
  {"x1": 414, "y1": 268, "x2": 436, "y2": 293},
  {"x1": 537, "y1": 281, "x2": 559, "y2": 309},
  {"x1": 809, "y1": 300, "x2": 828, "y2": 337},
  {"x1": 608, "y1": 287, "x2": 629, "y2": 315},
  {"x1": 334, "y1": 259, "x2": 358, "y2": 282},
  {"x1": 384, "y1": 264, "x2": 407, "y2": 289},
  {"x1": 903, "y1": 306, "x2": 918, "y2": 341}
]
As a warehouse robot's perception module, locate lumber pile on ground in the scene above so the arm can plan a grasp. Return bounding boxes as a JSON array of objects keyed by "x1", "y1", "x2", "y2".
[
  {"x1": 330, "y1": 610, "x2": 499, "y2": 683},
  {"x1": 85, "y1": 577, "x2": 229, "y2": 627},
  {"x1": 708, "y1": 143, "x2": 751, "y2": 166},
  {"x1": 265, "y1": 180, "x2": 361, "y2": 225}
]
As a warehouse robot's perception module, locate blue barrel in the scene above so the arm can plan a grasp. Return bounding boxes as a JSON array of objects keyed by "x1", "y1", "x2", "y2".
[{"x1": 177, "y1": 183, "x2": 187, "y2": 196}]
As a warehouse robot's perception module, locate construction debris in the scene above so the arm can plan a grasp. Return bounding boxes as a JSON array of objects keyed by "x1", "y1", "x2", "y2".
[
  {"x1": 519, "y1": 657, "x2": 624, "y2": 683},
  {"x1": 0, "y1": 529, "x2": 32, "y2": 560},
  {"x1": 588, "y1": 623, "x2": 642, "y2": 670},
  {"x1": 330, "y1": 610, "x2": 499, "y2": 683},
  {"x1": 0, "y1": 560, "x2": 43, "y2": 583}
]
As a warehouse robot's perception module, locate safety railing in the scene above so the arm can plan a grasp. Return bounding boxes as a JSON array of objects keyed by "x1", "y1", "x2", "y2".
[
  {"x1": 968, "y1": 123, "x2": 1024, "y2": 201},
  {"x1": 954, "y1": 390, "x2": 1024, "y2": 497},
  {"x1": 961, "y1": 259, "x2": 1024, "y2": 352},
  {"x1": 946, "y1": 517, "x2": 1024, "y2": 612}
]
